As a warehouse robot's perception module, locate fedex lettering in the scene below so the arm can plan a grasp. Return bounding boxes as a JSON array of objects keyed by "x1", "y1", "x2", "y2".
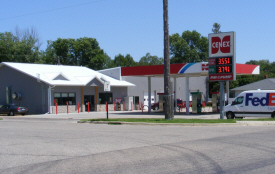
[
  {"x1": 245, "y1": 93, "x2": 275, "y2": 106},
  {"x1": 211, "y1": 35, "x2": 230, "y2": 54}
]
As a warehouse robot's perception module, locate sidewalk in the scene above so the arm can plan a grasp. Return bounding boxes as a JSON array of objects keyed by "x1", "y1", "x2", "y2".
[{"x1": 18, "y1": 110, "x2": 221, "y2": 120}]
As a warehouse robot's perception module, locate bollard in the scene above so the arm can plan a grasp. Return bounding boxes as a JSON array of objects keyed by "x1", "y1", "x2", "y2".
[
  {"x1": 78, "y1": 102, "x2": 79, "y2": 113},
  {"x1": 88, "y1": 102, "x2": 90, "y2": 113},
  {"x1": 66, "y1": 102, "x2": 68, "y2": 114},
  {"x1": 131, "y1": 101, "x2": 133, "y2": 111},
  {"x1": 141, "y1": 102, "x2": 143, "y2": 114},
  {"x1": 123, "y1": 101, "x2": 125, "y2": 111},
  {"x1": 106, "y1": 101, "x2": 107, "y2": 111},
  {"x1": 56, "y1": 104, "x2": 58, "y2": 115}
]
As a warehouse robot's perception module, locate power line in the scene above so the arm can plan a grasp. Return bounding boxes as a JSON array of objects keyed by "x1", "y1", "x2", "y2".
[{"x1": 0, "y1": 0, "x2": 108, "y2": 21}]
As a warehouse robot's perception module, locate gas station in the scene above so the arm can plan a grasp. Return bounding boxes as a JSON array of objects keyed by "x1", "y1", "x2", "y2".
[
  {"x1": 99, "y1": 32, "x2": 260, "y2": 117},
  {"x1": 118, "y1": 61, "x2": 259, "y2": 115}
]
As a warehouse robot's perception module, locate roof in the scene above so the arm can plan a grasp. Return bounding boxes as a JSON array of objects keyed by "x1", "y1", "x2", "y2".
[
  {"x1": 0, "y1": 62, "x2": 135, "y2": 87},
  {"x1": 120, "y1": 62, "x2": 260, "y2": 77},
  {"x1": 231, "y1": 78, "x2": 275, "y2": 91}
]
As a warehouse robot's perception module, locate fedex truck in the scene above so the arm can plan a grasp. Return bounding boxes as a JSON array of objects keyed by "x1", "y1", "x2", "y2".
[{"x1": 225, "y1": 90, "x2": 275, "y2": 119}]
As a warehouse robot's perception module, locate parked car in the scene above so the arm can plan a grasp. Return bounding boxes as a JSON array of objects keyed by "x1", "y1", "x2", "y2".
[{"x1": 0, "y1": 104, "x2": 28, "y2": 116}]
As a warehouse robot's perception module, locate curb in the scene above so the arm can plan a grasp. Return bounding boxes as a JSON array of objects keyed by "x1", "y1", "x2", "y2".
[
  {"x1": 77, "y1": 121, "x2": 243, "y2": 126},
  {"x1": 77, "y1": 121, "x2": 275, "y2": 126},
  {"x1": 237, "y1": 121, "x2": 275, "y2": 126}
]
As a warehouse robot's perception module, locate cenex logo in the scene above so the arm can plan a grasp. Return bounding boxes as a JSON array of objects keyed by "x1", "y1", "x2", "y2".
[
  {"x1": 201, "y1": 63, "x2": 208, "y2": 71},
  {"x1": 245, "y1": 93, "x2": 275, "y2": 106},
  {"x1": 211, "y1": 35, "x2": 230, "y2": 54}
]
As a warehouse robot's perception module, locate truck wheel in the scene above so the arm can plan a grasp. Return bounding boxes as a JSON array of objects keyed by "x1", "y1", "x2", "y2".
[
  {"x1": 271, "y1": 112, "x2": 275, "y2": 118},
  {"x1": 226, "y1": 112, "x2": 235, "y2": 119}
]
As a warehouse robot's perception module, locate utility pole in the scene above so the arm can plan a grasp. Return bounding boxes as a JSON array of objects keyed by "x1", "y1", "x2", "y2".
[{"x1": 163, "y1": 0, "x2": 174, "y2": 120}]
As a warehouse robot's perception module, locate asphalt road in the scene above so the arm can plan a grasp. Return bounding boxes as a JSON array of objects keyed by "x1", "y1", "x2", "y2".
[{"x1": 1, "y1": 112, "x2": 275, "y2": 174}]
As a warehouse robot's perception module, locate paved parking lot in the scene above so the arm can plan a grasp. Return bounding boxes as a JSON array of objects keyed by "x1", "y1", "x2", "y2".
[{"x1": 1, "y1": 112, "x2": 275, "y2": 174}]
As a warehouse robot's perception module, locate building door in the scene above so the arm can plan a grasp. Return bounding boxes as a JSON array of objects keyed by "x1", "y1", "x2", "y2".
[{"x1": 84, "y1": 95, "x2": 94, "y2": 111}]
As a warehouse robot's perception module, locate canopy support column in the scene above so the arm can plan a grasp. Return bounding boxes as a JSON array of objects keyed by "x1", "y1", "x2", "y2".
[
  {"x1": 185, "y1": 75, "x2": 190, "y2": 115},
  {"x1": 148, "y1": 76, "x2": 151, "y2": 114},
  {"x1": 226, "y1": 81, "x2": 229, "y2": 105},
  {"x1": 174, "y1": 77, "x2": 177, "y2": 112}
]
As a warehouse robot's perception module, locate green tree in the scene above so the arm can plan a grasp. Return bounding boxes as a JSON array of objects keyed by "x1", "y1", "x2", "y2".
[
  {"x1": 138, "y1": 53, "x2": 163, "y2": 66},
  {"x1": 44, "y1": 37, "x2": 107, "y2": 70},
  {"x1": 102, "y1": 53, "x2": 115, "y2": 69},
  {"x1": 0, "y1": 29, "x2": 42, "y2": 63},
  {"x1": 212, "y1": 23, "x2": 221, "y2": 33},
  {"x1": 170, "y1": 30, "x2": 208, "y2": 63},
  {"x1": 114, "y1": 54, "x2": 136, "y2": 67}
]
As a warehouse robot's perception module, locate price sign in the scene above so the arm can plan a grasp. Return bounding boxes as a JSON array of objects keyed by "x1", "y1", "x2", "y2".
[
  {"x1": 208, "y1": 57, "x2": 234, "y2": 81},
  {"x1": 208, "y1": 32, "x2": 236, "y2": 81}
]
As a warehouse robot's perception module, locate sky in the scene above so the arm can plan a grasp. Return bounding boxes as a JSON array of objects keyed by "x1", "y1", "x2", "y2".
[{"x1": 1, "y1": 0, "x2": 275, "y2": 64}]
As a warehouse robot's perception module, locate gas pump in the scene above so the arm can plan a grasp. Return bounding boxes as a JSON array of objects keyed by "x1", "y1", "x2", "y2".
[
  {"x1": 191, "y1": 92, "x2": 202, "y2": 113},
  {"x1": 211, "y1": 92, "x2": 220, "y2": 112}
]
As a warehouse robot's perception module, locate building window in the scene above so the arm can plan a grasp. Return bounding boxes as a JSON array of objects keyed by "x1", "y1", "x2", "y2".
[
  {"x1": 99, "y1": 93, "x2": 113, "y2": 104},
  {"x1": 54, "y1": 92, "x2": 76, "y2": 105}
]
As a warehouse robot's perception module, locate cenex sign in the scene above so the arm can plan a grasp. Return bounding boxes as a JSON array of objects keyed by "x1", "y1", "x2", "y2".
[{"x1": 208, "y1": 32, "x2": 236, "y2": 81}]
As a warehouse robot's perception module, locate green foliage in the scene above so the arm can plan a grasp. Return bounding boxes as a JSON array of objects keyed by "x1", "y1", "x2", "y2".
[
  {"x1": 114, "y1": 54, "x2": 137, "y2": 67},
  {"x1": 0, "y1": 31, "x2": 42, "y2": 63},
  {"x1": 170, "y1": 30, "x2": 208, "y2": 63},
  {"x1": 44, "y1": 37, "x2": 107, "y2": 70},
  {"x1": 102, "y1": 53, "x2": 115, "y2": 69},
  {"x1": 139, "y1": 53, "x2": 163, "y2": 66},
  {"x1": 212, "y1": 23, "x2": 221, "y2": 33}
]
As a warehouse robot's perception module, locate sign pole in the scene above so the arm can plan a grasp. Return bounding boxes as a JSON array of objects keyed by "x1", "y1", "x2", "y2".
[
  {"x1": 104, "y1": 81, "x2": 110, "y2": 120},
  {"x1": 106, "y1": 91, "x2": 108, "y2": 119},
  {"x1": 219, "y1": 81, "x2": 225, "y2": 119}
]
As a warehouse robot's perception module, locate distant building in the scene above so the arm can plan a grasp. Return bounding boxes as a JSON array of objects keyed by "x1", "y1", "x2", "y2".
[
  {"x1": 0, "y1": 62, "x2": 134, "y2": 114},
  {"x1": 230, "y1": 78, "x2": 275, "y2": 97}
]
